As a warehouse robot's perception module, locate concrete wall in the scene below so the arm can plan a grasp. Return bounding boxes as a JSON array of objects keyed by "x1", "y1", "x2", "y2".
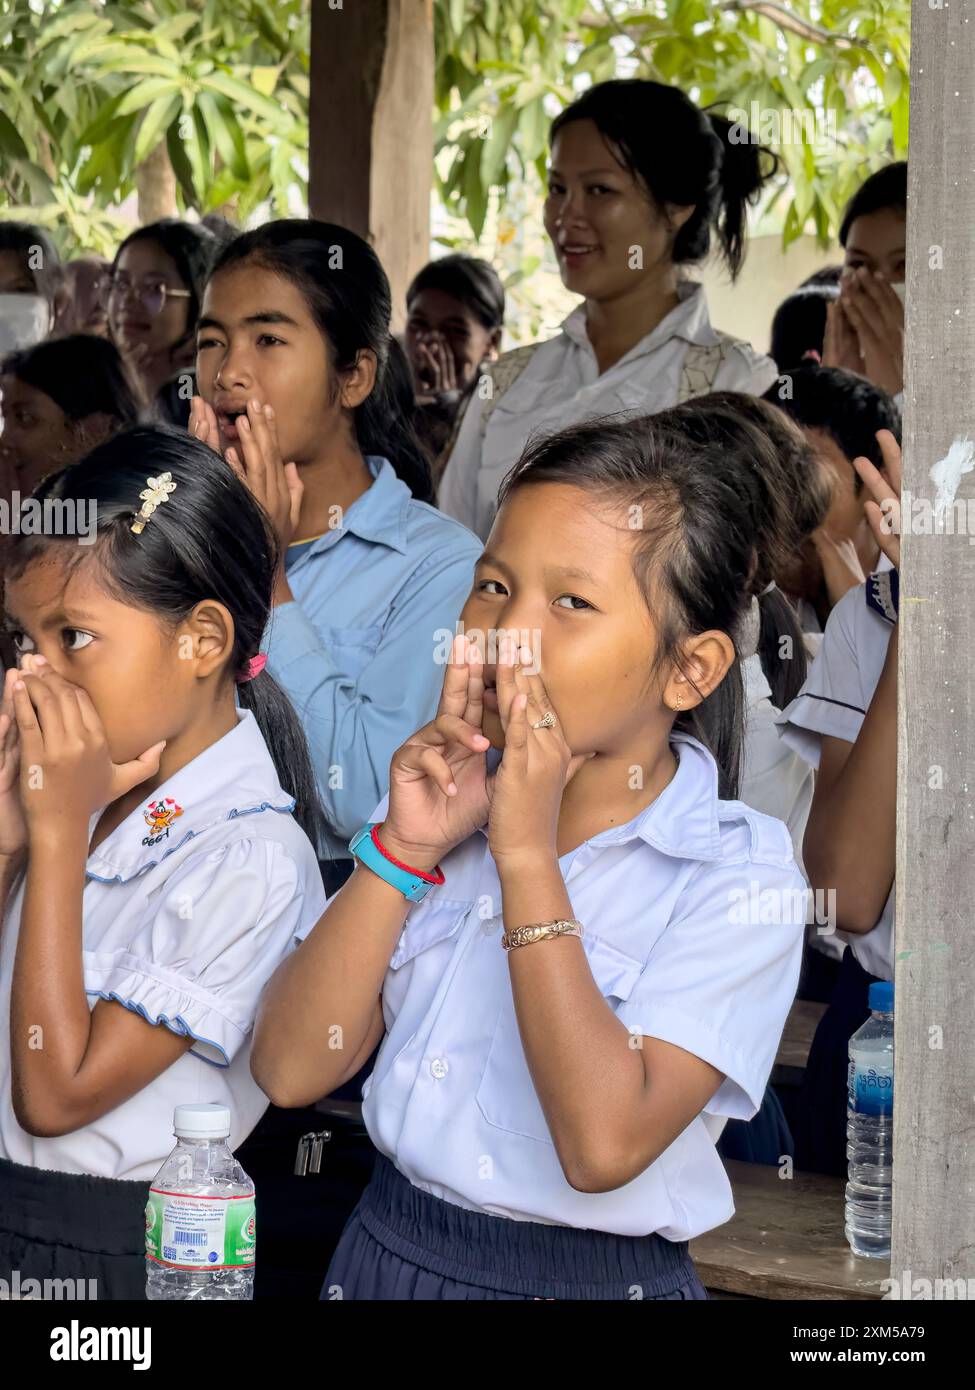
[{"x1": 700, "y1": 233, "x2": 841, "y2": 358}]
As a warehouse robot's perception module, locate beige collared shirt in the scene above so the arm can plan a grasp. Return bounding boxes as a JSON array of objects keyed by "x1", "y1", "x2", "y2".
[{"x1": 438, "y1": 281, "x2": 778, "y2": 540}]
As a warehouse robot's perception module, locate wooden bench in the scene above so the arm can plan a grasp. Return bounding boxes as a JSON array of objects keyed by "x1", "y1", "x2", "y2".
[
  {"x1": 772, "y1": 998, "x2": 827, "y2": 1088},
  {"x1": 689, "y1": 1159, "x2": 889, "y2": 1299}
]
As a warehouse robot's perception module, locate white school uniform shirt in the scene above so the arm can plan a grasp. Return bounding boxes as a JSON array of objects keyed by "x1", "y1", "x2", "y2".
[
  {"x1": 740, "y1": 653, "x2": 815, "y2": 866},
  {"x1": 0, "y1": 709, "x2": 326, "y2": 1182},
  {"x1": 437, "y1": 281, "x2": 780, "y2": 540},
  {"x1": 298, "y1": 734, "x2": 805, "y2": 1240},
  {"x1": 776, "y1": 580, "x2": 895, "y2": 981},
  {"x1": 742, "y1": 653, "x2": 847, "y2": 965}
]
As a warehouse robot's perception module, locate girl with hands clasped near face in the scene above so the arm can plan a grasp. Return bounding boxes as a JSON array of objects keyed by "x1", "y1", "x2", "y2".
[
  {"x1": 189, "y1": 221, "x2": 481, "y2": 884},
  {"x1": 252, "y1": 405, "x2": 810, "y2": 1302},
  {"x1": 823, "y1": 162, "x2": 908, "y2": 400},
  {"x1": 777, "y1": 428, "x2": 901, "y2": 1175},
  {"x1": 0, "y1": 426, "x2": 326, "y2": 1299}
]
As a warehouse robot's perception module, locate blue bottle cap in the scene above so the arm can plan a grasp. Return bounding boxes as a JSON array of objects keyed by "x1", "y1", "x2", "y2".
[{"x1": 869, "y1": 981, "x2": 894, "y2": 1013}]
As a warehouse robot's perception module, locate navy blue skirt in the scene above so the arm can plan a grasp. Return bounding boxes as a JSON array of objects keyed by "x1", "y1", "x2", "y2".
[
  {"x1": 322, "y1": 1154, "x2": 708, "y2": 1301},
  {"x1": 0, "y1": 1155, "x2": 147, "y2": 1300}
]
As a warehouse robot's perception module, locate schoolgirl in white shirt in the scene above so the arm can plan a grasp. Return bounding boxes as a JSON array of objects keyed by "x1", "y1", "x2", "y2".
[
  {"x1": 253, "y1": 405, "x2": 807, "y2": 1301},
  {"x1": 776, "y1": 429, "x2": 901, "y2": 1175},
  {"x1": 0, "y1": 426, "x2": 325, "y2": 1299},
  {"x1": 438, "y1": 78, "x2": 779, "y2": 541}
]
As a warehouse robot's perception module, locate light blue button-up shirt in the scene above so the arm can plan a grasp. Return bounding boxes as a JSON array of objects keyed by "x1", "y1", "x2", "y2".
[{"x1": 264, "y1": 456, "x2": 482, "y2": 859}]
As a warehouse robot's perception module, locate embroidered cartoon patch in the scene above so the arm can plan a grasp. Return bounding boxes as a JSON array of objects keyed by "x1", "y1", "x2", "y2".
[{"x1": 142, "y1": 797, "x2": 184, "y2": 847}]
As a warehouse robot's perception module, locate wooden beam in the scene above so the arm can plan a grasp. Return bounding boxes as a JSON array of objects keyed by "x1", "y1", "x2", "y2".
[
  {"x1": 893, "y1": 0, "x2": 975, "y2": 1295},
  {"x1": 309, "y1": 0, "x2": 433, "y2": 331}
]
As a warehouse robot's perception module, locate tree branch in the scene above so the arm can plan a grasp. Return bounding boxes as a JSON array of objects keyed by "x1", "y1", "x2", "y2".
[{"x1": 719, "y1": 1, "x2": 857, "y2": 50}]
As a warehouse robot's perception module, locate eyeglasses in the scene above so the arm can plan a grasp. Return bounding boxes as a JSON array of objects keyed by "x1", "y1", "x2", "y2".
[{"x1": 100, "y1": 274, "x2": 191, "y2": 317}]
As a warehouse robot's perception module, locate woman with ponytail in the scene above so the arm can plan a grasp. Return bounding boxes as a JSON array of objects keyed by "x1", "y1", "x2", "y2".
[
  {"x1": 0, "y1": 426, "x2": 325, "y2": 1297},
  {"x1": 438, "y1": 79, "x2": 779, "y2": 539},
  {"x1": 190, "y1": 220, "x2": 482, "y2": 886}
]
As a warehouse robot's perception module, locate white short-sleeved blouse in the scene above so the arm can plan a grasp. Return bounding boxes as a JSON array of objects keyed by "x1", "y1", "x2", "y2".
[
  {"x1": 438, "y1": 282, "x2": 779, "y2": 541},
  {"x1": 297, "y1": 734, "x2": 806, "y2": 1240},
  {"x1": 0, "y1": 709, "x2": 326, "y2": 1182},
  {"x1": 777, "y1": 577, "x2": 895, "y2": 981}
]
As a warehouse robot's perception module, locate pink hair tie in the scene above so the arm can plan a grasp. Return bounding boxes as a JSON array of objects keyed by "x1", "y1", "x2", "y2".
[{"x1": 237, "y1": 653, "x2": 268, "y2": 684}]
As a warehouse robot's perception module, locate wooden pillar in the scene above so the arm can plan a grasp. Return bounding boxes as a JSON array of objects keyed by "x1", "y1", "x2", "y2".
[
  {"x1": 892, "y1": 0, "x2": 975, "y2": 1294},
  {"x1": 309, "y1": 0, "x2": 433, "y2": 331}
]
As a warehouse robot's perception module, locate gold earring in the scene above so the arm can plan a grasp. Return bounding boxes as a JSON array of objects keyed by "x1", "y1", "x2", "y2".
[{"x1": 672, "y1": 691, "x2": 683, "y2": 713}]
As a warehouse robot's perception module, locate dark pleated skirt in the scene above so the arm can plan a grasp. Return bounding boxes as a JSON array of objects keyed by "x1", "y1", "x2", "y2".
[
  {"x1": 0, "y1": 1155, "x2": 147, "y2": 1300},
  {"x1": 323, "y1": 1153, "x2": 708, "y2": 1301}
]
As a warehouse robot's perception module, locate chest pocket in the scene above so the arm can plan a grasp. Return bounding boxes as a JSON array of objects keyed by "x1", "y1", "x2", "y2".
[
  {"x1": 475, "y1": 931, "x2": 645, "y2": 1145},
  {"x1": 316, "y1": 624, "x2": 383, "y2": 681},
  {"x1": 388, "y1": 900, "x2": 471, "y2": 970}
]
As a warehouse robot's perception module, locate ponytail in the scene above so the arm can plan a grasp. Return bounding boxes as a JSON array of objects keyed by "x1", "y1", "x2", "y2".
[
  {"x1": 675, "y1": 661, "x2": 745, "y2": 801},
  {"x1": 550, "y1": 80, "x2": 777, "y2": 283},
  {"x1": 756, "y1": 585, "x2": 808, "y2": 710},
  {"x1": 236, "y1": 670, "x2": 327, "y2": 849},
  {"x1": 368, "y1": 336, "x2": 435, "y2": 502},
  {"x1": 706, "y1": 113, "x2": 779, "y2": 280}
]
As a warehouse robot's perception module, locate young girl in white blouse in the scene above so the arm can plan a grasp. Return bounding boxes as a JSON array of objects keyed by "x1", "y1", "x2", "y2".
[
  {"x1": 253, "y1": 406, "x2": 807, "y2": 1301},
  {"x1": 438, "y1": 78, "x2": 780, "y2": 540},
  {"x1": 0, "y1": 426, "x2": 325, "y2": 1299}
]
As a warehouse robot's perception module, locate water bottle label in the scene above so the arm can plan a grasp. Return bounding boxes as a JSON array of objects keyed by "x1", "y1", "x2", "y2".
[
  {"x1": 145, "y1": 1189, "x2": 256, "y2": 1269},
  {"x1": 847, "y1": 1060, "x2": 893, "y2": 1115}
]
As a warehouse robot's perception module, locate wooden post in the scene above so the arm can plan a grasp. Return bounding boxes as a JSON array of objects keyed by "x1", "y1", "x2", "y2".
[
  {"x1": 893, "y1": 0, "x2": 975, "y2": 1295},
  {"x1": 308, "y1": 0, "x2": 433, "y2": 331}
]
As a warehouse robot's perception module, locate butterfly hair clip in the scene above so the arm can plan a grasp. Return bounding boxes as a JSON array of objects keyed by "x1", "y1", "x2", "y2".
[{"x1": 131, "y1": 472, "x2": 177, "y2": 534}]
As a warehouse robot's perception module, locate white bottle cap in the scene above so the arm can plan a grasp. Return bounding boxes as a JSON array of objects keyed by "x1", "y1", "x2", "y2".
[{"x1": 173, "y1": 1103, "x2": 232, "y2": 1140}]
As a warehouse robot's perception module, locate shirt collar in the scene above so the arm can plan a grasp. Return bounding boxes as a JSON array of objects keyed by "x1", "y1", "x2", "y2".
[
  {"x1": 85, "y1": 709, "x2": 295, "y2": 884},
  {"x1": 559, "y1": 280, "x2": 719, "y2": 364},
  {"x1": 477, "y1": 733, "x2": 724, "y2": 863},
  {"x1": 298, "y1": 456, "x2": 410, "y2": 559}
]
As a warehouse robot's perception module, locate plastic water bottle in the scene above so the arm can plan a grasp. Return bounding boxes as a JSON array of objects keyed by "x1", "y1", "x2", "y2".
[
  {"x1": 146, "y1": 1103, "x2": 256, "y2": 1300},
  {"x1": 845, "y1": 981, "x2": 894, "y2": 1258}
]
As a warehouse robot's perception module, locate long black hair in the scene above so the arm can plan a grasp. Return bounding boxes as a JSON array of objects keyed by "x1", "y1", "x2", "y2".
[
  {"x1": 666, "y1": 392, "x2": 822, "y2": 711},
  {"x1": 2, "y1": 333, "x2": 141, "y2": 428},
  {"x1": 113, "y1": 219, "x2": 222, "y2": 363},
  {"x1": 210, "y1": 219, "x2": 433, "y2": 502},
  {"x1": 406, "y1": 254, "x2": 506, "y2": 334},
  {"x1": 497, "y1": 400, "x2": 803, "y2": 799},
  {"x1": 5, "y1": 424, "x2": 324, "y2": 846},
  {"x1": 549, "y1": 80, "x2": 778, "y2": 280}
]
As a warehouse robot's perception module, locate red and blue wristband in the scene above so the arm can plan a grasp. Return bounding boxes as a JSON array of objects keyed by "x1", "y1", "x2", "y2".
[{"x1": 348, "y1": 823, "x2": 444, "y2": 902}]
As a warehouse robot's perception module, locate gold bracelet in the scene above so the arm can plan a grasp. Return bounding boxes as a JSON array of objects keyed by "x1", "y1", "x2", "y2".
[{"x1": 501, "y1": 919, "x2": 584, "y2": 951}]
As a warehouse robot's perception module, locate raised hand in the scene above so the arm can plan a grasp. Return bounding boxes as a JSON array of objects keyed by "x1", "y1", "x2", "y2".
[
  {"x1": 381, "y1": 634, "x2": 493, "y2": 872},
  {"x1": 189, "y1": 395, "x2": 222, "y2": 455},
  {"x1": 822, "y1": 298, "x2": 863, "y2": 377},
  {"x1": 12, "y1": 655, "x2": 166, "y2": 831},
  {"x1": 853, "y1": 429, "x2": 902, "y2": 571},
  {"x1": 838, "y1": 269, "x2": 904, "y2": 397},
  {"x1": 488, "y1": 635, "x2": 593, "y2": 869},
  {"x1": 224, "y1": 399, "x2": 302, "y2": 553},
  {"x1": 0, "y1": 668, "x2": 26, "y2": 857}
]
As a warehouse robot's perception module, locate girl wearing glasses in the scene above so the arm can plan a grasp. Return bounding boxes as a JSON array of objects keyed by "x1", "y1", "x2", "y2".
[{"x1": 106, "y1": 220, "x2": 221, "y2": 421}]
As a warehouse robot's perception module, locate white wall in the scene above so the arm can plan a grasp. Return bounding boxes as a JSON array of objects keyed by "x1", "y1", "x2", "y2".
[{"x1": 700, "y1": 233, "x2": 841, "y2": 358}]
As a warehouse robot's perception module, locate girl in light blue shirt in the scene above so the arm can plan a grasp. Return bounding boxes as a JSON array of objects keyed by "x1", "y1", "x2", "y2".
[{"x1": 191, "y1": 221, "x2": 482, "y2": 882}]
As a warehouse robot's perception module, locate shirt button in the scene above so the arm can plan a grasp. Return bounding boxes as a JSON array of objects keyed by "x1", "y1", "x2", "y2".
[{"x1": 430, "y1": 1058, "x2": 449, "y2": 1080}]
